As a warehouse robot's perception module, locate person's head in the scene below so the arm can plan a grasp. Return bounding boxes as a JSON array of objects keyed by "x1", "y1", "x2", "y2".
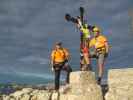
[
  {"x1": 55, "y1": 42, "x2": 62, "y2": 50},
  {"x1": 92, "y1": 26, "x2": 101, "y2": 37}
]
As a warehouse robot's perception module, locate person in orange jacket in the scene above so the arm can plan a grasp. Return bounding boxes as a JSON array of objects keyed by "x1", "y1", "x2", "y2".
[
  {"x1": 89, "y1": 26, "x2": 109, "y2": 85},
  {"x1": 51, "y1": 42, "x2": 72, "y2": 90}
]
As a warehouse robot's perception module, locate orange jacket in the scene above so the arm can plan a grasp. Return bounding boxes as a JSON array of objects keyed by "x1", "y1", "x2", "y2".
[
  {"x1": 51, "y1": 48, "x2": 69, "y2": 63},
  {"x1": 89, "y1": 35, "x2": 108, "y2": 49}
]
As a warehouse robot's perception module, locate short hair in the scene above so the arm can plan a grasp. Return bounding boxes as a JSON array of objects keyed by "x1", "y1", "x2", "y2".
[{"x1": 56, "y1": 42, "x2": 62, "y2": 46}]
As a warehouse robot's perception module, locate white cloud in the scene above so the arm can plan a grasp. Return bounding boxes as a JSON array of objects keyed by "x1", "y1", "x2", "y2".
[
  {"x1": 14, "y1": 71, "x2": 53, "y2": 79},
  {"x1": 19, "y1": 55, "x2": 49, "y2": 65}
]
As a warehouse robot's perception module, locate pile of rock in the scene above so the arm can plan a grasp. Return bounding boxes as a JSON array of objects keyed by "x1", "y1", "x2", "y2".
[
  {"x1": 1, "y1": 68, "x2": 133, "y2": 100},
  {"x1": 105, "y1": 68, "x2": 133, "y2": 100},
  {"x1": 1, "y1": 71, "x2": 103, "y2": 100},
  {"x1": 60, "y1": 71, "x2": 103, "y2": 100},
  {"x1": 2, "y1": 88, "x2": 51, "y2": 100}
]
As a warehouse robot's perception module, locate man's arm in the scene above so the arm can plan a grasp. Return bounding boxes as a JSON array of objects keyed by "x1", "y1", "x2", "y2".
[
  {"x1": 50, "y1": 51, "x2": 55, "y2": 71},
  {"x1": 64, "y1": 48, "x2": 70, "y2": 60},
  {"x1": 105, "y1": 42, "x2": 109, "y2": 53},
  {"x1": 104, "y1": 41, "x2": 109, "y2": 58},
  {"x1": 75, "y1": 18, "x2": 83, "y2": 30},
  {"x1": 51, "y1": 51, "x2": 54, "y2": 64},
  {"x1": 103, "y1": 36, "x2": 109, "y2": 53}
]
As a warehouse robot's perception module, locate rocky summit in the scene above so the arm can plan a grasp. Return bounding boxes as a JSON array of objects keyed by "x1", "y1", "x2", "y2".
[
  {"x1": 1, "y1": 71, "x2": 103, "y2": 100},
  {"x1": 1, "y1": 68, "x2": 133, "y2": 100}
]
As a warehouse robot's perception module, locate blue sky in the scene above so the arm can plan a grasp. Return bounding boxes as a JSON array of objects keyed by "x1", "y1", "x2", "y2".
[{"x1": 0, "y1": 0, "x2": 133, "y2": 83}]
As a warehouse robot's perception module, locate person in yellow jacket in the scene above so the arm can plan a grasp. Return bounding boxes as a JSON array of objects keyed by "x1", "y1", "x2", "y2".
[
  {"x1": 89, "y1": 27, "x2": 109, "y2": 85},
  {"x1": 51, "y1": 42, "x2": 72, "y2": 90},
  {"x1": 76, "y1": 17, "x2": 92, "y2": 70}
]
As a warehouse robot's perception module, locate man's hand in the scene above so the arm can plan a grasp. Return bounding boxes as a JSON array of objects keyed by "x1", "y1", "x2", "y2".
[
  {"x1": 50, "y1": 61, "x2": 54, "y2": 72},
  {"x1": 51, "y1": 67, "x2": 54, "y2": 72},
  {"x1": 105, "y1": 42, "x2": 109, "y2": 58}
]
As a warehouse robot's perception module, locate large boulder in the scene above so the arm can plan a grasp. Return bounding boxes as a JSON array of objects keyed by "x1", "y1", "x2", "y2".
[
  {"x1": 105, "y1": 68, "x2": 133, "y2": 100},
  {"x1": 7, "y1": 88, "x2": 33, "y2": 100},
  {"x1": 2, "y1": 95, "x2": 10, "y2": 100},
  {"x1": 9, "y1": 90, "x2": 24, "y2": 99},
  {"x1": 59, "y1": 71, "x2": 103, "y2": 100},
  {"x1": 30, "y1": 90, "x2": 51, "y2": 100},
  {"x1": 21, "y1": 94, "x2": 30, "y2": 100},
  {"x1": 70, "y1": 71, "x2": 96, "y2": 85}
]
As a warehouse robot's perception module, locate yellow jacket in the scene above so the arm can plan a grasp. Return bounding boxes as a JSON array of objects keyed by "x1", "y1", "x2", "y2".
[
  {"x1": 89, "y1": 35, "x2": 107, "y2": 49},
  {"x1": 80, "y1": 27, "x2": 91, "y2": 39},
  {"x1": 51, "y1": 48, "x2": 69, "y2": 63}
]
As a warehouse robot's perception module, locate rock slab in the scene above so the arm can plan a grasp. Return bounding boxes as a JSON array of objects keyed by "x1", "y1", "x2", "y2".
[{"x1": 105, "y1": 68, "x2": 133, "y2": 100}]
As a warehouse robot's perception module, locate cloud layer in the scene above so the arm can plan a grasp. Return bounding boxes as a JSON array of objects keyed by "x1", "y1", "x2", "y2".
[{"x1": 0, "y1": 0, "x2": 133, "y2": 83}]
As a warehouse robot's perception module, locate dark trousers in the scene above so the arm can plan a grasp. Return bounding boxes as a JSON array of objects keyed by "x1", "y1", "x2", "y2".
[{"x1": 53, "y1": 62, "x2": 72, "y2": 90}]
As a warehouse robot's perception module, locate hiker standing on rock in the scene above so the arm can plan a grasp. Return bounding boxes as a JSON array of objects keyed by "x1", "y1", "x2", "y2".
[
  {"x1": 65, "y1": 7, "x2": 93, "y2": 71},
  {"x1": 50, "y1": 42, "x2": 72, "y2": 90},
  {"x1": 75, "y1": 16, "x2": 92, "y2": 71},
  {"x1": 89, "y1": 26, "x2": 109, "y2": 85}
]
